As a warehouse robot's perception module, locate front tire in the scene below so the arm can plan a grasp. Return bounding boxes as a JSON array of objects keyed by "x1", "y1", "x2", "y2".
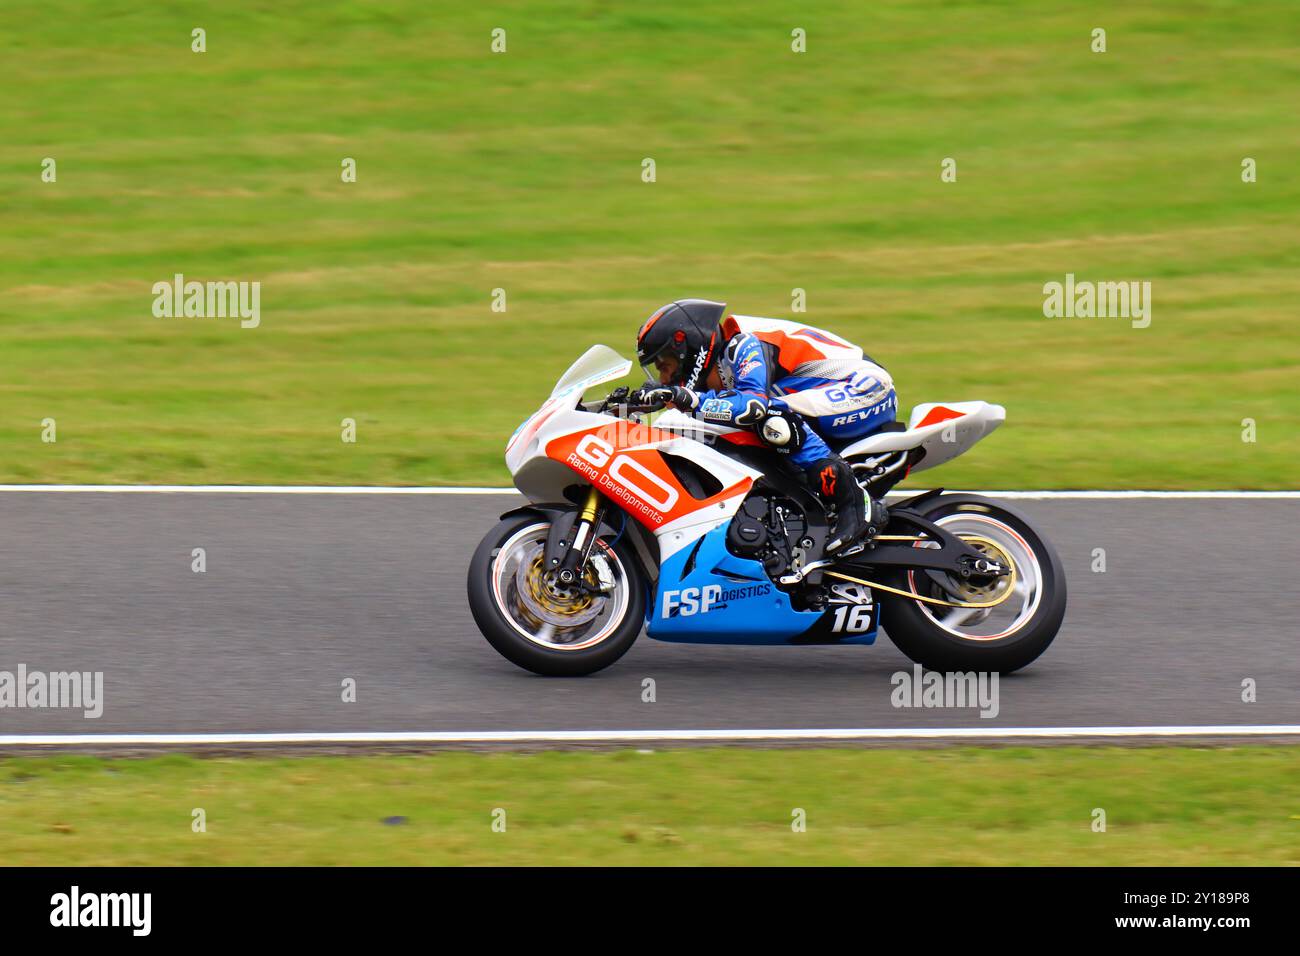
[
  {"x1": 881, "y1": 495, "x2": 1066, "y2": 673},
  {"x1": 467, "y1": 513, "x2": 646, "y2": 676}
]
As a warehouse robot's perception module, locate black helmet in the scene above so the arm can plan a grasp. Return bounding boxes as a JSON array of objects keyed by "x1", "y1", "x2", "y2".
[{"x1": 635, "y1": 299, "x2": 726, "y2": 389}]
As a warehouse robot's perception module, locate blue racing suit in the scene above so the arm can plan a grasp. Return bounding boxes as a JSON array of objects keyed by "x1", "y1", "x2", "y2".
[{"x1": 691, "y1": 315, "x2": 898, "y2": 468}]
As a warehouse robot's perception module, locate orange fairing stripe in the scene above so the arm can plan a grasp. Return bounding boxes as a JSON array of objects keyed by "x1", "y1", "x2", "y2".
[
  {"x1": 508, "y1": 397, "x2": 560, "y2": 454},
  {"x1": 546, "y1": 424, "x2": 752, "y2": 530},
  {"x1": 915, "y1": 406, "x2": 965, "y2": 429}
]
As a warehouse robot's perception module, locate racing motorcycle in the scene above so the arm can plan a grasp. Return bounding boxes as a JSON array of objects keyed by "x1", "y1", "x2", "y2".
[{"x1": 468, "y1": 345, "x2": 1066, "y2": 676}]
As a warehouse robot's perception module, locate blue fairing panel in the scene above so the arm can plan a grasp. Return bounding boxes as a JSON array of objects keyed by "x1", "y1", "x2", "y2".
[{"x1": 646, "y1": 523, "x2": 877, "y2": 645}]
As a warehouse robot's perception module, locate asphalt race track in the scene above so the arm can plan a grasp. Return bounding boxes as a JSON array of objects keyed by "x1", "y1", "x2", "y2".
[{"x1": 0, "y1": 491, "x2": 1296, "y2": 744}]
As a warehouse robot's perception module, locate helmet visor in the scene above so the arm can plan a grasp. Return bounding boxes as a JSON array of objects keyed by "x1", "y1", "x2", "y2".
[{"x1": 638, "y1": 341, "x2": 686, "y2": 385}]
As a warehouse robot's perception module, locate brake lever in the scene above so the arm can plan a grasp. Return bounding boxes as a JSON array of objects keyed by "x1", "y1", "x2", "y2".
[
  {"x1": 600, "y1": 386, "x2": 667, "y2": 417},
  {"x1": 597, "y1": 386, "x2": 630, "y2": 414},
  {"x1": 603, "y1": 403, "x2": 663, "y2": 420}
]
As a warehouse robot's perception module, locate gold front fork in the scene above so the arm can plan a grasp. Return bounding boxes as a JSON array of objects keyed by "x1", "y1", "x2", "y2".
[
  {"x1": 557, "y1": 485, "x2": 604, "y2": 584},
  {"x1": 579, "y1": 484, "x2": 600, "y2": 524}
]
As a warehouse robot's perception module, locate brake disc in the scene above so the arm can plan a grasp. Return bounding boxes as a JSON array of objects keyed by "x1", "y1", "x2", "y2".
[{"x1": 513, "y1": 542, "x2": 606, "y2": 627}]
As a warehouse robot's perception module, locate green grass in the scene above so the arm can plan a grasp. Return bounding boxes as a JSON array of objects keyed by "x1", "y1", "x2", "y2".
[
  {"x1": 0, "y1": 747, "x2": 1296, "y2": 865},
  {"x1": 1, "y1": 1, "x2": 1297, "y2": 487}
]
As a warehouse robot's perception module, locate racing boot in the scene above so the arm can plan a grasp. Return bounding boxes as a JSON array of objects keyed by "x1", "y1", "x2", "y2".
[{"x1": 806, "y1": 457, "x2": 886, "y2": 556}]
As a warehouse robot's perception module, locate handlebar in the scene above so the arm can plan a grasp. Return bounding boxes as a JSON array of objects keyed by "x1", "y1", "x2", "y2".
[{"x1": 596, "y1": 386, "x2": 667, "y2": 415}]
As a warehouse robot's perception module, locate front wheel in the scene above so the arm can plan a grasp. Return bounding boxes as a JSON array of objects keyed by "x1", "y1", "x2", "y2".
[
  {"x1": 467, "y1": 512, "x2": 646, "y2": 676},
  {"x1": 880, "y1": 495, "x2": 1066, "y2": 673}
]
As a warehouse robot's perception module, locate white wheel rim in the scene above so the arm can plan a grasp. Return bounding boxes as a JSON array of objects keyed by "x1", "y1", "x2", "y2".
[
  {"x1": 907, "y1": 513, "x2": 1043, "y2": 642},
  {"x1": 489, "y1": 522, "x2": 631, "y2": 651}
]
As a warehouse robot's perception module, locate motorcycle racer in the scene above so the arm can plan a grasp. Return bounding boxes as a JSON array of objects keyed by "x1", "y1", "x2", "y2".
[{"x1": 632, "y1": 298, "x2": 895, "y2": 554}]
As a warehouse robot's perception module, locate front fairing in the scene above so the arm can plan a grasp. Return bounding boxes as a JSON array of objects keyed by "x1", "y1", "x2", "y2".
[
  {"x1": 506, "y1": 345, "x2": 633, "y2": 465},
  {"x1": 550, "y1": 345, "x2": 633, "y2": 400}
]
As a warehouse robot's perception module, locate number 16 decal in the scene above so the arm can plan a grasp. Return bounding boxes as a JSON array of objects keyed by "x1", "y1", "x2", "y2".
[{"x1": 831, "y1": 604, "x2": 873, "y2": 633}]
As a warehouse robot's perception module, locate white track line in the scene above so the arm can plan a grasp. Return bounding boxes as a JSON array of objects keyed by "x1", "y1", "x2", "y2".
[
  {"x1": 0, "y1": 485, "x2": 1296, "y2": 499},
  {"x1": 2, "y1": 726, "x2": 1298, "y2": 746}
]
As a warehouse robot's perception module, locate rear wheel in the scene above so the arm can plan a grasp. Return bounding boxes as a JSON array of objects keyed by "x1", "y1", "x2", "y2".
[
  {"x1": 881, "y1": 496, "x2": 1066, "y2": 672},
  {"x1": 467, "y1": 513, "x2": 646, "y2": 676}
]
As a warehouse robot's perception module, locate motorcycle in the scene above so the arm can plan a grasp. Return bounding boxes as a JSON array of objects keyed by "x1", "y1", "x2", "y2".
[{"x1": 468, "y1": 345, "x2": 1066, "y2": 676}]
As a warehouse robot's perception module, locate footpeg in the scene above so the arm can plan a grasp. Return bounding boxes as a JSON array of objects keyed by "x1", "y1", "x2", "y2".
[{"x1": 779, "y1": 557, "x2": 835, "y2": 585}]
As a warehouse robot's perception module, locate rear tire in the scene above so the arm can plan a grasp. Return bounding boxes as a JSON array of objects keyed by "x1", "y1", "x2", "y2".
[
  {"x1": 881, "y1": 495, "x2": 1066, "y2": 673},
  {"x1": 468, "y1": 513, "x2": 646, "y2": 676}
]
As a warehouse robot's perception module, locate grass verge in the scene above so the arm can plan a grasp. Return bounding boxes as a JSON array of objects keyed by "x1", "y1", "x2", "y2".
[{"x1": 1, "y1": 746, "x2": 1296, "y2": 865}]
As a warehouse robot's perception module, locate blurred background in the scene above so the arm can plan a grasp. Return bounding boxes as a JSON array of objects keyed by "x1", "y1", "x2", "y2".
[
  {"x1": 2, "y1": 0, "x2": 1296, "y2": 489},
  {"x1": 1, "y1": 0, "x2": 1298, "y2": 870}
]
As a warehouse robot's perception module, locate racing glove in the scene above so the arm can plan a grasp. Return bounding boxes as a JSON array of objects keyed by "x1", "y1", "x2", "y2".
[{"x1": 630, "y1": 385, "x2": 699, "y2": 411}]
